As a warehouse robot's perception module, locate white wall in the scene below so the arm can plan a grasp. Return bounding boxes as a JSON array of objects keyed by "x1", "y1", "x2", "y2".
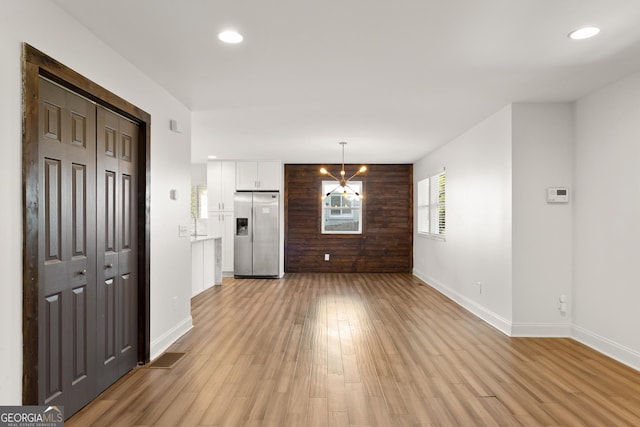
[
  {"x1": 0, "y1": 2, "x2": 193, "y2": 404},
  {"x1": 413, "y1": 105, "x2": 513, "y2": 333},
  {"x1": 191, "y1": 163, "x2": 207, "y2": 186},
  {"x1": 413, "y1": 103, "x2": 574, "y2": 337},
  {"x1": 573, "y1": 72, "x2": 640, "y2": 369},
  {"x1": 511, "y1": 104, "x2": 573, "y2": 336},
  {"x1": 414, "y1": 94, "x2": 640, "y2": 370}
]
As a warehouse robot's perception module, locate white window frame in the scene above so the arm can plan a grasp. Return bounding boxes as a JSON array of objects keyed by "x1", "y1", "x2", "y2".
[
  {"x1": 417, "y1": 168, "x2": 445, "y2": 239},
  {"x1": 321, "y1": 180, "x2": 362, "y2": 234},
  {"x1": 327, "y1": 194, "x2": 356, "y2": 219}
]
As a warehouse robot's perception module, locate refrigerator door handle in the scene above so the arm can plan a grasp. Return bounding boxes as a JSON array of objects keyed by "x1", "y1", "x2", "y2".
[{"x1": 250, "y1": 206, "x2": 254, "y2": 243}]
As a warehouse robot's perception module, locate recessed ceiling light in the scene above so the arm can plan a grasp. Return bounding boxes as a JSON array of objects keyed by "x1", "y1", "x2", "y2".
[
  {"x1": 218, "y1": 30, "x2": 243, "y2": 44},
  {"x1": 568, "y1": 27, "x2": 600, "y2": 40},
  {"x1": 208, "y1": 155, "x2": 217, "y2": 160}
]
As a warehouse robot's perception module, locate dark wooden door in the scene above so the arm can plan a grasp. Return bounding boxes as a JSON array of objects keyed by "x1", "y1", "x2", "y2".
[
  {"x1": 38, "y1": 78, "x2": 97, "y2": 416},
  {"x1": 96, "y1": 106, "x2": 139, "y2": 390},
  {"x1": 37, "y1": 78, "x2": 139, "y2": 416}
]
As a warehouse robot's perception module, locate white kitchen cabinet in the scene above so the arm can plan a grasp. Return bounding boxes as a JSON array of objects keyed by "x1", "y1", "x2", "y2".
[
  {"x1": 191, "y1": 237, "x2": 216, "y2": 297},
  {"x1": 203, "y1": 238, "x2": 215, "y2": 288},
  {"x1": 208, "y1": 160, "x2": 236, "y2": 211},
  {"x1": 208, "y1": 211, "x2": 223, "y2": 239},
  {"x1": 191, "y1": 238, "x2": 204, "y2": 296},
  {"x1": 236, "y1": 160, "x2": 281, "y2": 191},
  {"x1": 208, "y1": 211, "x2": 234, "y2": 275},
  {"x1": 221, "y1": 211, "x2": 234, "y2": 274},
  {"x1": 208, "y1": 160, "x2": 236, "y2": 275}
]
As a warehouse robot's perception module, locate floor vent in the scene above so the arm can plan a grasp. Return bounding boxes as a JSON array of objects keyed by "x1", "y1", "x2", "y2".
[{"x1": 148, "y1": 352, "x2": 186, "y2": 369}]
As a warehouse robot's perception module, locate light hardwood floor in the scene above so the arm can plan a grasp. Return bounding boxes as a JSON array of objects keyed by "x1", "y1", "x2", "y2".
[{"x1": 68, "y1": 273, "x2": 640, "y2": 426}]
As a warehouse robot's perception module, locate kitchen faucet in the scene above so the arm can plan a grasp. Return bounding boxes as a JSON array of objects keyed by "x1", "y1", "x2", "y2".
[{"x1": 191, "y1": 211, "x2": 199, "y2": 237}]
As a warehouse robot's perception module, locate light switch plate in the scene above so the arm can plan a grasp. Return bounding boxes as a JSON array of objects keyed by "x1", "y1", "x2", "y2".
[{"x1": 178, "y1": 225, "x2": 189, "y2": 237}]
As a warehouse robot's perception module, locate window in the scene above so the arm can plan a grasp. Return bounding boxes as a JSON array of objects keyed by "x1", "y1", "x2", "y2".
[
  {"x1": 417, "y1": 169, "x2": 445, "y2": 237},
  {"x1": 190, "y1": 185, "x2": 208, "y2": 219},
  {"x1": 321, "y1": 180, "x2": 362, "y2": 234}
]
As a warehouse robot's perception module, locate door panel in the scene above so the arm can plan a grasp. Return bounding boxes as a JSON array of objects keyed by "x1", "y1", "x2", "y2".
[
  {"x1": 119, "y1": 272, "x2": 137, "y2": 375},
  {"x1": 102, "y1": 278, "x2": 117, "y2": 365},
  {"x1": 122, "y1": 175, "x2": 132, "y2": 249},
  {"x1": 44, "y1": 293, "x2": 62, "y2": 403},
  {"x1": 38, "y1": 78, "x2": 97, "y2": 416},
  {"x1": 96, "y1": 106, "x2": 138, "y2": 390},
  {"x1": 252, "y1": 192, "x2": 279, "y2": 276},
  {"x1": 71, "y1": 285, "x2": 88, "y2": 385},
  {"x1": 105, "y1": 170, "x2": 117, "y2": 252},
  {"x1": 117, "y1": 120, "x2": 138, "y2": 375},
  {"x1": 71, "y1": 164, "x2": 87, "y2": 256},
  {"x1": 44, "y1": 158, "x2": 62, "y2": 262},
  {"x1": 233, "y1": 192, "x2": 253, "y2": 276}
]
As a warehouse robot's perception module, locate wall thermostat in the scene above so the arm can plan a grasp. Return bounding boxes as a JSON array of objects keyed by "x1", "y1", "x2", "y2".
[{"x1": 547, "y1": 187, "x2": 569, "y2": 203}]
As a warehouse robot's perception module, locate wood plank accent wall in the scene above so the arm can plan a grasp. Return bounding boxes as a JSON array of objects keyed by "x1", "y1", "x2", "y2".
[{"x1": 285, "y1": 164, "x2": 413, "y2": 273}]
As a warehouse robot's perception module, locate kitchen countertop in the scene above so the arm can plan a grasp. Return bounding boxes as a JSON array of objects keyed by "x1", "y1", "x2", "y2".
[{"x1": 190, "y1": 235, "x2": 217, "y2": 242}]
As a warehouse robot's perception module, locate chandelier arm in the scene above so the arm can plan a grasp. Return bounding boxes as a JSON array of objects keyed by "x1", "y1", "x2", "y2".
[
  {"x1": 346, "y1": 170, "x2": 364, "y2": 182},
  {"x1": 344, "y1": 183, "x2": 361, "y2": 196},
  {"x1": 325, "y1": 184, "x2": 342, "y2": 197},
  {"x1": 324, "y1": 171, "x2": 340, "y2": 182}
]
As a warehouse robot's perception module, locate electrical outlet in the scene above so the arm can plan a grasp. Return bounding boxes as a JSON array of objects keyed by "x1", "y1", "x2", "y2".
[
  {"x1": 477, "y1": 282, "x2": 482, "y2": 294},
  {"x1": 171, "y1": 296, "x2": 177, "y2": 312},
  {"x1": 324, "y1": 253, "x2": 330, "y2": 261}
]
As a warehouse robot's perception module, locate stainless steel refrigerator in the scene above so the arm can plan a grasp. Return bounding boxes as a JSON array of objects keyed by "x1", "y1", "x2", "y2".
[{"x1": 234, "y1": 192, "x2": 279, "y2": 277}]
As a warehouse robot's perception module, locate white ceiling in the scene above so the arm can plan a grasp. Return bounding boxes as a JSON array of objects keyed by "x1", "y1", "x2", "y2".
[{"x1": 52, "y1": 0, "x2": 640, "y2": 164}]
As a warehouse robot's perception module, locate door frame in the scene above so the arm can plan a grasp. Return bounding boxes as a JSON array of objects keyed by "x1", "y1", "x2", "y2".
[{"x1": 21, "y1": 43, "x2": 151, "y2": 404}]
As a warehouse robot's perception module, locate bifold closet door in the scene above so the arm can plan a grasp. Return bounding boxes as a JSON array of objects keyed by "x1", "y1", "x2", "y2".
[
  {"x1": 38, "y1": 78, "x2": 97, "y2": 416},
  {"x1": 96, "y1": 106, "x2": 139, "y2": 391},
  {"x1": 38, "y1": 78, "x2": 140, "y2": 415}
]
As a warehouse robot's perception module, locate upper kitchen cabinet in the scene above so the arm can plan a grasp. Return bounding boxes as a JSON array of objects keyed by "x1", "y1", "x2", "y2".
[
  {"x1": 236, "y1": 161, "x2": 281, "y2": 191},
  {"x1": 208, "y1": 160, "x2": 236, "y2": 212}
]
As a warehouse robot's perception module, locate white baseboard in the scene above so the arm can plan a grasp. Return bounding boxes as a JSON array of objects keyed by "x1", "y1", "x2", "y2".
[
  {"x1": 150, "y1": 315, "x2": 193, "y2": 361},
  {"x1": 511, "y1": 322, "x2": 572, "y2": 337},
  {"x1": 412, "y1": 270, "x2": 640, "y2": 372},
  {"x1": 412, "y1": 269, "x2": 512, "y2": 336},
  {"x1": 572, "y1": 324, "x2": 640, "y2": 372}
]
